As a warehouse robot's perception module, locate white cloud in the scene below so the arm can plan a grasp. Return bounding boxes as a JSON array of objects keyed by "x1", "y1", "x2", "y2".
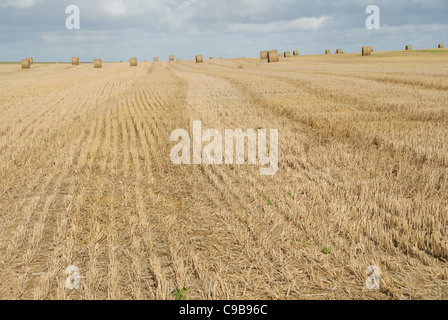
[
  {"x1": 0, "y1": 0, "x2": 40, "y2": 9},
  {"x1": 228, "y1": 16, "x2": 331, "y2": 33},
  {"x1": 40, "y1": 30, "x2": 114, "y2": 44},
  {"x1": 102, "y1": 0, "x2": 128, "y2": 17}
]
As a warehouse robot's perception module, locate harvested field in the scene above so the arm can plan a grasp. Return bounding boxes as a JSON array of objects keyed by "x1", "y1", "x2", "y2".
[{"x1": 0, "y1": 50, "x2": 447, "y2": 300}]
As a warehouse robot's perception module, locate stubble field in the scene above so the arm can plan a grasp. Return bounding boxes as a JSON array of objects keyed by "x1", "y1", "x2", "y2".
[{"x1": 0, "y1": 50, "x2": 447, "y2": 299}]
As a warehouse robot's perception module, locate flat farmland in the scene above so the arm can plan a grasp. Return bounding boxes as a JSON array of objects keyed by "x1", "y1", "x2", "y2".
[{"x1": 0, "y1": 50, "x2": 447, "y2": 299}]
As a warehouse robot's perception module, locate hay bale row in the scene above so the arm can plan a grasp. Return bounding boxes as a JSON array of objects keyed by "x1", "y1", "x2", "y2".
[
  {"x1": 72, "y1": 57, "x2": 79, "y2": 65},
  {"x1": 439, "y1": 44, "x2": 444, "y2": 48},
  {"x1": 94, "y1": 59, "x2": 102, "y2": 68},
  {"x1": 267, "y1": 50, "x2": 279, "y2": 63},
  {"x1": 405, "y1": 45, "x2": 412, "y2": 50},
  {"x1": 196, "y1": 55, "x2": 203, "y2": 63},
  {"x1": 129, "y1": 57, "x2": 137, "y2": 66}
]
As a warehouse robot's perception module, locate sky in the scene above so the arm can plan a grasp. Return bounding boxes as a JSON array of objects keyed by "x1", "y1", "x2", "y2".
[{"x1": 0, "y1": 0, "x2": 447, "y2": 62}]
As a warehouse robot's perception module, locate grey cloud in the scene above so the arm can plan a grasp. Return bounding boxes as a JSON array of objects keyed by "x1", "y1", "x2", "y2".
[{"x1": 0, "y1": 0, "x2": 447, "y2": 61}]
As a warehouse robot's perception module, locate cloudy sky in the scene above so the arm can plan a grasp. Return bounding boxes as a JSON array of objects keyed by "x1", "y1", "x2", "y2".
[{"x1": 0, "y1": 0, "x2": 447, "y2": 62}]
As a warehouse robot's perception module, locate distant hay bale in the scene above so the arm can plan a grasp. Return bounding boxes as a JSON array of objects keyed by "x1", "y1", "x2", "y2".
[
  {"x1": 169, "y1": 55, "x2": 174, "y2": 61},
  {"x1": 72, "y1": 57, "x2": 79, "y2": 65},
  {"x1": 94, "y1": 59, "x2": 102, "y2": 68},
  {"x1": 362, "y1": 46, "x2": 374, "y2": 56},
  {"x1": 293, "y1": 50, "x2": 299, "y2": 56},
  {"x1": 267, "y1": 50, "x2": 279, "y2": 63},
  {"x1": 439, "y1": 44, "x2": 444, "y2": 48},
  {"x1": 195, "y1": 55, "x2": 203, "y2": 63},
  {"x1": 154, "y1": 57, "x2": 159, "y2": 62},
  {"x1": 325, "y1": 49, "x2": 331, "y2": 54},
  {"x1": 177, "y1": 58, "x2": 181, "y2": 61},
  {"x1": 284, "y1": 51, "x2": 291, "y2": 57},
  {"x1": 210, "y1": 57, "x2": 214, "y2": 60},
  {"x1": 129, "y1": 57, "x2": 137, "y2": 66},
  {"x1": 335, "y1": 49, "x2": 342, "y2": 54},
  {"x1": 260, "y1": 51, "x2": 268, "y2": 60},
  {"x1": 21, "y1": 59, "x2": 30, "y2": 69},
  {"x1": 405, "y1": 45, "x2": 412, "y2": 50},
  {"x1": 362, "y1": 47, "x2": 371, "y2": 56}
]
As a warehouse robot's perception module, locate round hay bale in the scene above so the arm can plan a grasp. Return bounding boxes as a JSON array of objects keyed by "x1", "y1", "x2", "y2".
[
  {"x1": 177, "y1": 58, "x2": 181, "y2": 61},
  {"x1": 335, "y1": 49, "x2": 342, "y2": 54},
  {"x1": 284, "y1": 51, "x2": 291, "y2": 57},
  {"x1": 195, "y1": 55, "x2": 203, "y2": 63},
  {"x1": 72, "y1": 57, "x2": 79, "y2": 65},
  {"x1": 129, "y1": 57, "x2": 138, "y2": 66},
  {"x1": 154, "y1": 57, "x2": 159, "y2": 62},
  {"x1": 405, "y1": 45, "x2": 412, "y2": 50},
  {"x1": 439, "y1": 44, "x2": 444, "y2": 48},
  {"x1": 267, "y1": 50, "x2": 279, "y2": 63},
  {"x1": 293, "y1": 50, "x2": 299, "y2": 56},
  {"x1": 210, "y1": 57, "x2": 214, "y2": 60},
  {"x1": 260, "y1": 51, "x2": 268, "y2": 60},
  {"x1": 94, "y1": 59, "x2": 102, "y2": 68},
  {"x1": 362, "y1": 47, "x2": 371, "y2": 56},
  {"x1": 169, "y1": 55, "x2": 174, "y2": 61},
  {"x1": 21, "y1": 59, "x2": 30, "y2": 69}
]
